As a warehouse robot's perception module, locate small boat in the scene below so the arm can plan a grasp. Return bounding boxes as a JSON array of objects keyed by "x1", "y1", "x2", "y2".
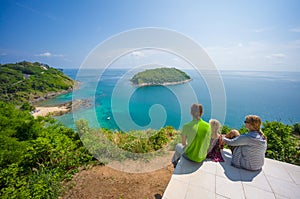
[{"x1": 107, "y1": 116, "x2": 111, "y2": 120}]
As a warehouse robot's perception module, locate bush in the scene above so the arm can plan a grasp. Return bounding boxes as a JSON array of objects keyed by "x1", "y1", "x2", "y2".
[
  {"x1": 0, "y1": 102, "x2": 93, "y2": 198},
  {"x1": 76, "y1": 120, "x2": 179, "y2": 162},
  {"x1": 263, "y1": 121, "x2": 299, "y2": 165}
]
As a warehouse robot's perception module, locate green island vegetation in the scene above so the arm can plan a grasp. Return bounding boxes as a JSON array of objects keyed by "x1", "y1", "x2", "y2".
[
  {"x1": 0, "y1": 61, "x2": 299, "y2": 198},
  {"x1": 0, "y1": 61, "x2": 75, "y2": 104},
  {"x1": 130, "y1": 67, "x2": 191, "y2": 86}
]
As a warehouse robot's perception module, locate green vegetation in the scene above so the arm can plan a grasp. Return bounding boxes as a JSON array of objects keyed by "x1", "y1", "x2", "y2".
[
  {"x1": 0, "y1": 61, "x2": 74, "y2": 104},
  {"x1": 0, "y1": 102, "x2": 180, "y2": 198},
  {"x1": 0, "y1": 102, "x2": 94, "y2": 198},
  {"x1": 263, "y1": 121, "x2": 299, "y2": 165},
  {"x1": 130, "y1": 67, "x2": 191, "y2": 86},
  {"x1": 222, "y1": 121, "x2": 300, "y2": 166},
  {"x1": 76, "y1": 120, "x2": 180, "y2": 162}
]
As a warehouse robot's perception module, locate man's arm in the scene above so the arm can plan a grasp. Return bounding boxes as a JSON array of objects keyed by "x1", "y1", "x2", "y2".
[{"x1": 182, "y1": 135, "x2": 187, "y2": 147}]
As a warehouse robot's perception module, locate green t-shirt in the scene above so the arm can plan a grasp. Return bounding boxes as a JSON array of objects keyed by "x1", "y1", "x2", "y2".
[{"x1": 182, "y1": 119, "x2": 211, "y2": 162}]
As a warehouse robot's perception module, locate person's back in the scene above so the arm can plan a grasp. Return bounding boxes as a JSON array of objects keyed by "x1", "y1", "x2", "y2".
[
  {"x1": 230, "y1": 132, "x2": 266, "y2": 171},
  {"x1": 183, "y1": 119, "x2": 211, "y2": 162},
  {"x1": 171, "y1": 103, "x2": 211, "y2": 167},
  {"x1": 222, "y1": 115, "x2": 267, "y2": 171}
]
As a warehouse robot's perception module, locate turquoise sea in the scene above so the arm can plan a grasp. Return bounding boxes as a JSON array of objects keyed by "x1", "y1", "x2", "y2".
[{"x1": 40, "y1": 68, "x2": 300, "y2": 131}]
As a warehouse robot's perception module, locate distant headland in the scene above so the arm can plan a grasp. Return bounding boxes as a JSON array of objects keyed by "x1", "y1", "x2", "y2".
[
  {"x1": 0, "y1": 61, "x2": 75, "y2": 105},
  {"x1": 130, "y1": 67, "x2": 192, "y2": 87}
]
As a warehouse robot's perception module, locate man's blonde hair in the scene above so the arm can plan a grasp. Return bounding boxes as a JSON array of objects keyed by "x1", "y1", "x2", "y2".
[{"x1": 190, "y1": 103, "x2": 203, "y2": 120}]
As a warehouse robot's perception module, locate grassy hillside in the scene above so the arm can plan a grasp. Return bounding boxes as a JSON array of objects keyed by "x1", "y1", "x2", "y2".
[
  {"x1": 130, "y1": 67, "x2": 191, "y2": 86},
  {"x1": 0, "y1": 61, "x2": 74, "y2": 104}
]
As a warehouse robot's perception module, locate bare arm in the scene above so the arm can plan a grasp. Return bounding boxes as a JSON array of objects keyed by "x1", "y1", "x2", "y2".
[{"x1": 182, "y1": 134, "x2": 187, "y2": 147}]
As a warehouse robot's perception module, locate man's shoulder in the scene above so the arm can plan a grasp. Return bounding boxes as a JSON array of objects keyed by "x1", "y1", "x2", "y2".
[
  {"x1": 183, "y1": 120, "x2": 197, "y2": 127},
  {"x1": 199, "y1": 119, "x2": 210, "y2": 127}
]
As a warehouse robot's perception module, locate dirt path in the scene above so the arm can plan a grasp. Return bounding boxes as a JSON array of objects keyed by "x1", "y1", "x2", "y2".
[{"x1": 62, "y1": 152, "x2": 175, "y2": 199}]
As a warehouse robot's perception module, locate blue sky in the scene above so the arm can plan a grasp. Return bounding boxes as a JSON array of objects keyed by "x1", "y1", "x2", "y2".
[{"x1": 0, "y1": 0, "x2": 300, "y2": 71}]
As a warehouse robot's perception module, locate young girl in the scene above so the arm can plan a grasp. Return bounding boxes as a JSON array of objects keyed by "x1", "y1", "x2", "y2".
[
  {"x1": 206, "y1": 119, "x2": 224, "y2": 162},
  {"x1": 225, "y1": 129, "x2": 240, "y2": 152}
]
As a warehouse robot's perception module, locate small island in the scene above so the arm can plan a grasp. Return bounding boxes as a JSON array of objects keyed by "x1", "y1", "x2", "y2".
[{"x1": 130, "y1": 67, "x2": 192, "y2": 87}]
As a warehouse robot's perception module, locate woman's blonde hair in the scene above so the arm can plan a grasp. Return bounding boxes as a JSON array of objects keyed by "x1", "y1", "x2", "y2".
[
  {"x1": 190, "y1": 104, "x2": 203, "y2": 120},
  {"x1": 245, "y1": 115, "x2": 267, "y2": 140},
  {"x1": 209, "y1": 119, "x2": 221, "y2": 139}
]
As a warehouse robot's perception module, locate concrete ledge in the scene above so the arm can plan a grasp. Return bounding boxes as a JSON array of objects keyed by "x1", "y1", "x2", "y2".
[{"x1": 163, "y1": 149, "x2": 300, "y2": 199}]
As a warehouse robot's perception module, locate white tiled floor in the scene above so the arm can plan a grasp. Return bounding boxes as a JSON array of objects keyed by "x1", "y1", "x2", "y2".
[{"x1": 163, "y1": 149, "x2": 300, "y2": 199}]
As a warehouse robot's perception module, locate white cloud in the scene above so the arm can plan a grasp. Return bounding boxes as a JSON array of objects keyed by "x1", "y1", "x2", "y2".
[
  {"x1": 205, "y1": 41, "x2": 300, "y2": 71},
  {"x1": 37, "y1": 52, "x2": 51, "y2": 57},
  {"x1": 289, "y1": 28, "x2": 300, "y2": 33},
  {"x1": 250, "y1": 28, "x2": 271, "y2": 33},
  {"x1": 35, "y1": 52, "x2": 63, "y2": 57},
  {"x1": 130, "y1": 51, "x2": 145, "y2": 57},
  {"x1": 265, "y1": 53, "x2": 287, "y2": 59},
  {"x1": 237, "y1": 43, "x2": 243, "y2": 47}
]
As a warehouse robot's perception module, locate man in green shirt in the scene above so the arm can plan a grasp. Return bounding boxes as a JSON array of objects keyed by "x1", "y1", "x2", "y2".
[{"x1": 171, "y1": 104, "x2": 211, "y2": 167}]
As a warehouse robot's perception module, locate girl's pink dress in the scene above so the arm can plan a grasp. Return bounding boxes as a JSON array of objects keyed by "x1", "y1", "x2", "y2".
[{"x1": 206, "y1": 136, "x2": 224, "y2": 162}]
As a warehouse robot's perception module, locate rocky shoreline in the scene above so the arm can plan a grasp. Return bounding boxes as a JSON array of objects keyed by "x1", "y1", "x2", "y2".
[
  {"x1": 132, "y1": 79, "x2": 192, "y2": 87},
  {"x1": 30, "y1": 81, "x2": 80, "y2": 104},
  {"x1": 30, "y1": 81, "x2": 91, "y2": 118}
]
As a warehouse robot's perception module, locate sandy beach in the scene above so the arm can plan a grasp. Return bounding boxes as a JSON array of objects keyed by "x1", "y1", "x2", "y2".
[{"x1": 32, "y1": 106, "x2": 70, "y2": 118}]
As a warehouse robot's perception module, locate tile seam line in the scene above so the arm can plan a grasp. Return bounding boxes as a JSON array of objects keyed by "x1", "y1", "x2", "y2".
[
  {"x1": 241, "y1": 181, "x2": 277, "y2": 194},
  {"x1": 240, "y1": 169, "x2": 247, "y2": 198},
  {"x1": 263, "y1": 170, "x2": 277, "y2": 197},
  {"x1": 215, "y1": 172, "x2": 217, "y2": 198},
  {"x1": 187, "y1": 177, "x2": 215, "y2": 194},
  {"x1": 282, "y1": 162, "x2": 298, "y2": 185},
  {"x1": 264, "y1": 173, "x2": 296, "y2": 184}
]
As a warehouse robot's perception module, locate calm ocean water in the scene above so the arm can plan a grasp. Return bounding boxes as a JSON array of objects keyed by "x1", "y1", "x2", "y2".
[{"x1": 43, "y1": 68, "x2": 300, "y2": 131}]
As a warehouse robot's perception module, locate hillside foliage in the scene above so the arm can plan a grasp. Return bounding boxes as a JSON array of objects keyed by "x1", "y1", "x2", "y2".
[
  {"x1": 75, "y1": 120, "x2": 180, "y2": 162},
  {"x1": 0, "y1": 102, "x2": 94, "y2": 198},
  {"x1": 130, "y1": 67, "x2": 191, "y2": 86},
  {"x1": 0, "y1": 102, "x2": 180, "y2": 198},
  {"x1": 0, "y1": 61, "x2": 74, "y2": 104}
]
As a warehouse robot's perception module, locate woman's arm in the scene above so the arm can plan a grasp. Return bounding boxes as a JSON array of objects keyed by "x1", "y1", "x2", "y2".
[{"x1": 222, "y1": 134, "x2": 249, "y2": 146}]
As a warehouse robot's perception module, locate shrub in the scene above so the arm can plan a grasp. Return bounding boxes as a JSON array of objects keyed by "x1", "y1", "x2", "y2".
[
  {"x1": 0, "y1": 102, "x2": 93, "y2": 198},
  {"x1": 263, "y1": 121, "x2": 299, "y2": 165}
]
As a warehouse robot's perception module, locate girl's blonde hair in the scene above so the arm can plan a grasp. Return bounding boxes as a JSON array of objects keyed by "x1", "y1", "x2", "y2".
[
  {"x1": 245, "y1": 115, "x2": 267, "y2": 140},
  {"x1": 209, "y1": 119, "x2": 221, "y2": 139}
]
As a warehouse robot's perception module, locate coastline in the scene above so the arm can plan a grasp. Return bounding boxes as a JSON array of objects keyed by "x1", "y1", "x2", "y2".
[
  {"x1": 32, "y1": 105, "x2": 70, "y2": 118},
  {"x1": 30, "y1": 81, "x2": 86, "y2": 118},
  {"x1": 132, "y1": 79, "x2": 192, "y2": 87},
  {"x1": 31, "y1": 98, "x2": 91, "y2": 118},
  {"x1": 30, "y1": 81, "x2": 80, "y2": 105}
]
